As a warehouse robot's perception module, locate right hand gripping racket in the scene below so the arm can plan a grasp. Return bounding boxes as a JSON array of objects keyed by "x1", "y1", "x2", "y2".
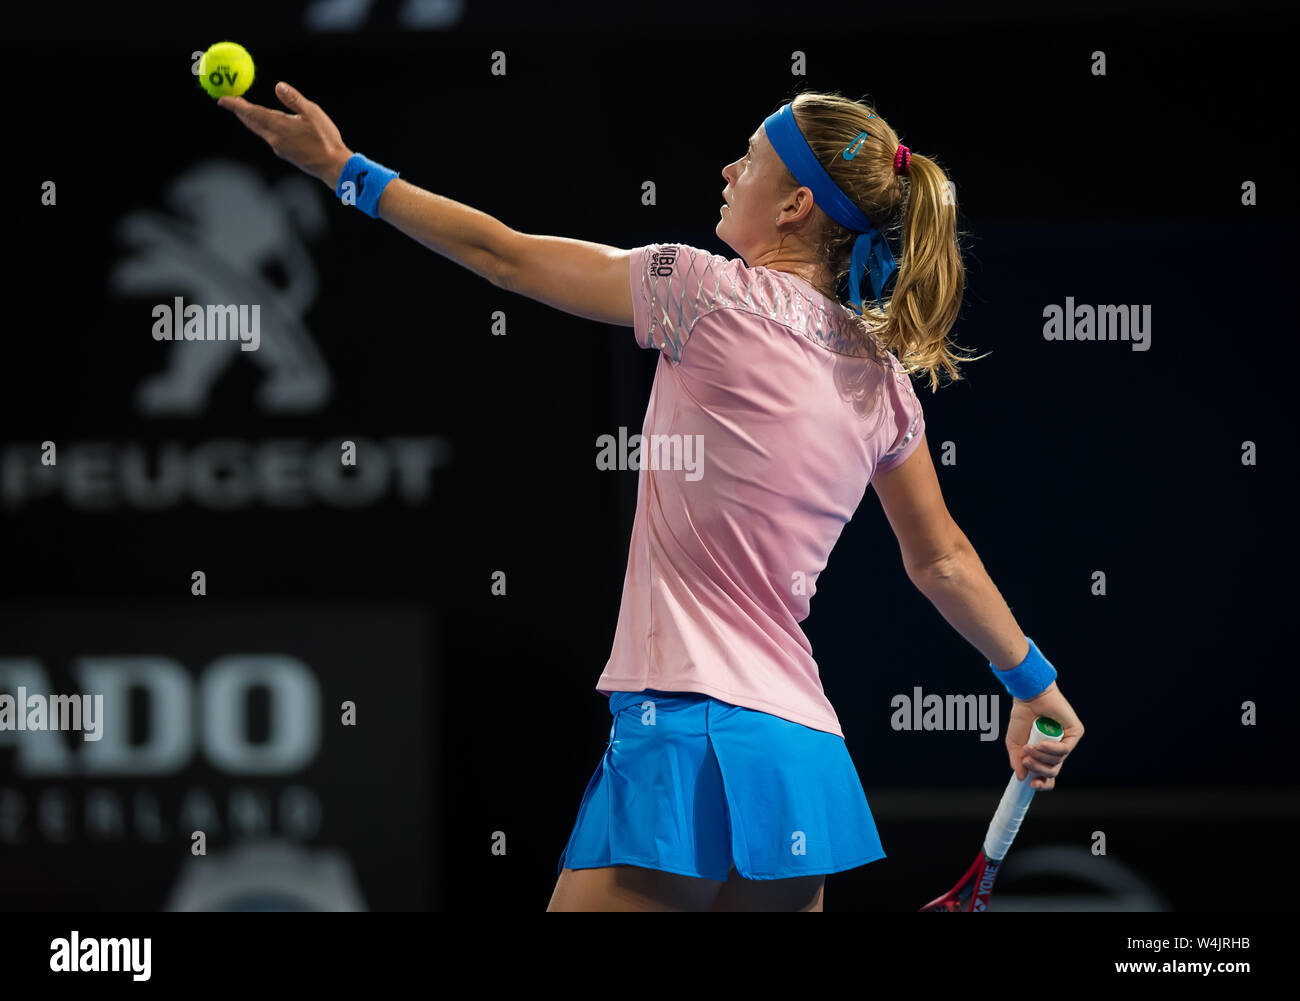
[{"x1": 919, "y1": 715, "x2": 1064, "y2": 912}]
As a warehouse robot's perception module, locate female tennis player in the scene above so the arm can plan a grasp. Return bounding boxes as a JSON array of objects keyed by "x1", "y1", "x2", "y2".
[{"x1": 221, "y1": 83, "x2": 1085, "y2": 912}]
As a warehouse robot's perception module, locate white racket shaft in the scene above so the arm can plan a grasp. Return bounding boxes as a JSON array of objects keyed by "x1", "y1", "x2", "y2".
[{"x1": 982, "y1": 717, "x2": 1063, "y2": 862}]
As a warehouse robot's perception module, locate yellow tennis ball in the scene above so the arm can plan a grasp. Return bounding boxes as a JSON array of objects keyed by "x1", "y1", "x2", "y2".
[{"x1": 198, "y1": 41, "x2": 255, "y2": 98}]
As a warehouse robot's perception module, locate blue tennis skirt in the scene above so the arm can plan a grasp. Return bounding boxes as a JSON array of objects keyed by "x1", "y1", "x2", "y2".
[{"x1": 556, "y1": 689, "x2": 886, "y2": 881}]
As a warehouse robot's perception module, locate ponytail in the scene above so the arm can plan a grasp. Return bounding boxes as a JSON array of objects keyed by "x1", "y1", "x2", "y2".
[{"x1": 787, "y1": 90, "x2": 988, "y2": 391}]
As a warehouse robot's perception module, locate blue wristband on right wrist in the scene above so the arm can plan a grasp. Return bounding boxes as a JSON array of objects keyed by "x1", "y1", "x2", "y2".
[
  {"x1": 335, "y1": 153, "x2": 399, "y2": 218},
  {"x1": 989, "y1": 636, "x2": 1056, "y2": 700}
]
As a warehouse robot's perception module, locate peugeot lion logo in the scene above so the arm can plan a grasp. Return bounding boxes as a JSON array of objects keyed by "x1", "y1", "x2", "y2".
[{"x1": 111, "y1": 161, "x2": 332, "y2": 416}]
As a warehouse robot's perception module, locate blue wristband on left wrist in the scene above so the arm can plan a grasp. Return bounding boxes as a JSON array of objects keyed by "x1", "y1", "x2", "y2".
[{"x1": 335, "y1": 153, "x2": 399, "y2": 218}]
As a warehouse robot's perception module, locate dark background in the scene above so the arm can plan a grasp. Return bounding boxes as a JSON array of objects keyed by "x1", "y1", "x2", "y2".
[{"x1": 1, "y1": 0, "x2": 1294, "y2": 911}]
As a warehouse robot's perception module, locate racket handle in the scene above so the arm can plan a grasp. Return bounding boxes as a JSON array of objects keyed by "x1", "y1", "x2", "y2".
[{"x1": 982, "y1": 716, "x2": 1063, "y2": 862}]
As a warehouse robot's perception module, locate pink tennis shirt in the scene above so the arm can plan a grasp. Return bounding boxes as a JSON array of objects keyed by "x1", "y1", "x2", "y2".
[{"x1": 595, "y1": 243, "x2": 926, "y2": 738}]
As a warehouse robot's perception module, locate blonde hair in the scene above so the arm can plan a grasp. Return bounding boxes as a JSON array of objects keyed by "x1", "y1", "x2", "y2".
[{"x1": 776, "y1": 89, "x2": 987, "y2": 391}]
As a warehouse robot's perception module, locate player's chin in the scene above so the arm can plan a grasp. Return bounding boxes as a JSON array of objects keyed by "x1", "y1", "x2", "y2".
[{"x1": 715, "y1": 223, "x2": 739, "y2": 257}]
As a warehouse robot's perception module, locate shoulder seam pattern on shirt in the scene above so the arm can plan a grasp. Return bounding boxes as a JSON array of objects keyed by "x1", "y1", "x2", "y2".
[
  {"x1": 642, "y1": 248, "x2": 884, "y2": 362},
  {"x1": 881, "y1": 409, "x2": 922, "y2": 461}
]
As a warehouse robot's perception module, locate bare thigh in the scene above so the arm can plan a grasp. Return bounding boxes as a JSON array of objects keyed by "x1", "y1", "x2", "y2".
[
  {"x1": 547, "y1": 865, "x2": 727, "y2": 912},
  {"x1": 709, "y1": 863, "x2": 824, "y2": 912},
  {"x1": 546, "y1": 863, "x2": 824, "y2": 911}
]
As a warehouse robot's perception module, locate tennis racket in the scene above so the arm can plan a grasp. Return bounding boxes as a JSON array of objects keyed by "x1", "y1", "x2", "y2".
[{"x1": 919, "y1": 715, "x2": 1064, "y2": 912}]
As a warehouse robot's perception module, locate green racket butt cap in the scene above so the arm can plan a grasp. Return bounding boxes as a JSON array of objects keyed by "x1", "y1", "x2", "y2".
[{"x1": 1034, "y1": 717, "x2": 1063, "y2": 738}]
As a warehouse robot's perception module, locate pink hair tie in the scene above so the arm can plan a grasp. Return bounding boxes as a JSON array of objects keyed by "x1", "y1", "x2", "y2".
[{"x1": 893, "y1": 144, "x2": 911, "y2": 176}]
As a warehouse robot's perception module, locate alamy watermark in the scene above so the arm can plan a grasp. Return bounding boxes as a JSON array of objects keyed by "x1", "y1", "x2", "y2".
[
  {"x1": 1043, "y1": 297, "x2": 1150, "y2": 352},
  {"x1": 50, "y1": 932, "x2": 150, "y2": 981},
  {"x1": 891, "y1": 686, "x2": 999, "y2": 741},
  {"x1": 152, "y1": 296, "x2": 260, "y2": 351},
  {"x1": 0, "y1": 688, "x2": 103, "y2": 741},
  {"x1": 596, "y1": 426, "x2": 704, "y2": 481}
]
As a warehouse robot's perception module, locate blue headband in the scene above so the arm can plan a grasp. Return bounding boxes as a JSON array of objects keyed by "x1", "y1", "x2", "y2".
[{"x1": 761, "y1": 102, "x2": 896, "y2": 314}]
